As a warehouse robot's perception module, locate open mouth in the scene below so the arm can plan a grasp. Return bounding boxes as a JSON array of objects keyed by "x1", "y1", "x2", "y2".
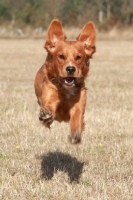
[{"x1": 60, "y1": 77, "x2": 77, "y2": 87}]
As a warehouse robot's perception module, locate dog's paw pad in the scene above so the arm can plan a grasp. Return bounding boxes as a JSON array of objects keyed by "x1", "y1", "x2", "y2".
[
  {"x1": 68, "y1": 132, "x2": 81, "y2": 144},
  {"x1": 39, "y1": 109, "x2": 53, "y2": 127}
]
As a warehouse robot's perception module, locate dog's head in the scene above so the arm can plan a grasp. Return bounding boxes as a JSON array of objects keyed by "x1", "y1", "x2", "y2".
[{"x1": 45, "y1": 19, "x2": 96, "y2": 89}]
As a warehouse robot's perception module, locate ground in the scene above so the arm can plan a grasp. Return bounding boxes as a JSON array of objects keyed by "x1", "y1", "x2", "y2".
[{"x1": 0, "y1": 39, "x2": 133, "y2": 200}]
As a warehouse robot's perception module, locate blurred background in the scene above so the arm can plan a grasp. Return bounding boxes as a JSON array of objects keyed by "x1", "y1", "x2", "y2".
[{"x1": 0, "y1": 0, "x2": 133, "y2": 39}]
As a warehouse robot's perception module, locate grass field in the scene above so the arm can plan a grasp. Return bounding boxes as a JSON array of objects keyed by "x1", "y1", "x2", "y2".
[{"x1": 0, "y1": 39, "x2": 133, "y2": 200}]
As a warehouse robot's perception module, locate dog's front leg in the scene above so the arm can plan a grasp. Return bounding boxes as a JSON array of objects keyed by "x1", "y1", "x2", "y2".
[
  {"x1": 69, "y1": 89, "x2": 86, "y2": 144},
  {"x1": 38, "y1": 89, "x2": 60, "y2": 128}
]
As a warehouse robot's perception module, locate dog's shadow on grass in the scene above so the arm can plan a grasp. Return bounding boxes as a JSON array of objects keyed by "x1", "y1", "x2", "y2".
[{"x1": 41, "y1": 151, "x2": 84, "y2": 183}]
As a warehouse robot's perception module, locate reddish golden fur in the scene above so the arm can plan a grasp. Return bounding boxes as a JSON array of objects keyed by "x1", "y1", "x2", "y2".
[{"x1": 34, "y1": 19, "x2": 96, "y2": 144}]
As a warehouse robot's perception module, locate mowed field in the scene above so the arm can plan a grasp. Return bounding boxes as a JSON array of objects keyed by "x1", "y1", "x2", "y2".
[{"x1": 0, "y1": 38, "x2": 133, "y2": 200}]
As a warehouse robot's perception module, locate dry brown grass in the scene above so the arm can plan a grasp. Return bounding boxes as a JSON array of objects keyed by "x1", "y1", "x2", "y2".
[{"x1": 0, "y1": 39, "x2": 133, "y2": 200}]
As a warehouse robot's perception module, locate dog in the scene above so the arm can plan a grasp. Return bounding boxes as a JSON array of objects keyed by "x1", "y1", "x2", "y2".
[{"x1": 34, "y1": 19, "x2": 96, "y2": 144}]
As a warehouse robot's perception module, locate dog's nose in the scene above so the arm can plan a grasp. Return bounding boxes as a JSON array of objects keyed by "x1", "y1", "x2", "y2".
[{"x1": 66, "y1": 66, "x2": 76, "y2": 75}]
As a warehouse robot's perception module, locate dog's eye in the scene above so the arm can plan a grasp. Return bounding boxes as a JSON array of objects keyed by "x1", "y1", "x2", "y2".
[
  {"x1": 76, "y1": 55, "x2": 81, "y2": 60},
  {"x1": 59, "y1": 54, "x2": 65, "y2": 60}
]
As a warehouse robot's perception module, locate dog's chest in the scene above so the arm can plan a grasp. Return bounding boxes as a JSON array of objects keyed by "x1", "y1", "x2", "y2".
[{"x1": 65, "y1": 88, "x2": 77, "y2": 99}]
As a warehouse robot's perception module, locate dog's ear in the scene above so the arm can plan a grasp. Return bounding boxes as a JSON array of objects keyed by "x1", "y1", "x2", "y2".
[
  {"x1": 77, "y1": 22, "x2": 96, "y2": 57},
  {"x1": 45, "y1": 19, "x2": 66, "y2": 53}
]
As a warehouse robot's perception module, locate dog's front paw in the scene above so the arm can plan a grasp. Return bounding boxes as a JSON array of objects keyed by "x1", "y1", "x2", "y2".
[
  {"x1": 39, "y1": 108, "x2": 53, "y2": 128},
  {"x1": 68, "y1": 132, "x2": 81, "y2": 144}
]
